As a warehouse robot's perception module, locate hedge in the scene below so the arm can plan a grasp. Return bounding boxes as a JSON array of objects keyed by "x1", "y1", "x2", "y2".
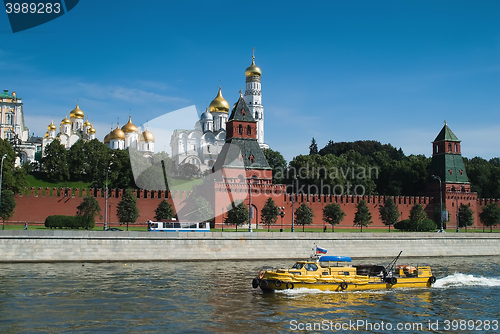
[
  {"x1": 394, "y1": 219, "x2": 437, "y2": 232},
  {"x1": 44, "y1": 215, "x2": 95, "y2": 229}
]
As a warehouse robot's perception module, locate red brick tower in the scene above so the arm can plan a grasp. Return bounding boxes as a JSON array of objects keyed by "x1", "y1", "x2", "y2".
[
  {"x1": 428, "y1": 122, "x2": 478, "y2": 229},
  {"x1": 212, "y1": 94, "x2": 284, "y2": 228}
]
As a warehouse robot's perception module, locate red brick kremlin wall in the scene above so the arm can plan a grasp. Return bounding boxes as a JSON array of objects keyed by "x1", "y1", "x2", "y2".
[
  {"x1": 11, "y1": 187, "x2": 186, "y2": 225},
  {"x1": 12, "y1": 186, "x2": 499, "y2": 230}
]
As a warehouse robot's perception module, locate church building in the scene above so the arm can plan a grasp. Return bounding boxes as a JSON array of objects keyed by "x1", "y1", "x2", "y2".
[{"x1": 170, "y1": 53, "x2": 268, "y2": 174}]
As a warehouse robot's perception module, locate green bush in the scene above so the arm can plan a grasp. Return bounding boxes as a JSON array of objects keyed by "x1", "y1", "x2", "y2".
[
  {"x1": 394, "y1": 218, "x2": 436, "y2": 232},
  {"x1": 44, "y1": 215, "x2": 89, "y2": 229}
]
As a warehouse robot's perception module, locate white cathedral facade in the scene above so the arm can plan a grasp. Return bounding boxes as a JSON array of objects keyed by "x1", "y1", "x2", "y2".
[
  {"x1": 170, "y1": 54, "x2": 268, "y2": 173},
  {"x1": 43, "y1": 105, "x2": 155, "y2": 156}
]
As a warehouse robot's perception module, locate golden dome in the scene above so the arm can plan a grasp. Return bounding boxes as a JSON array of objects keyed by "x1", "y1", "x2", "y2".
[
  {"x1": 108, "y1": 126, "x2": 125, "y2": 141},
  {"x1": 104, "y1": 133, "x2": 110, "y2": 144},
  {"x1": 141, "y1": 128, "x2": 155, "y2": 142},
  {"x1": 61, "y1": 116, "x2": 71, "y2": 125},
  {"x1": 121, "y1": 116, "x2": 138, "y2": 133},
  {"x1": 83, "y1": 118, "x2": 91, "y2": 127},
  {"x1": 88, "y1": 126, "x2": 96, "y2": 134},
  {"x1": 47, "y1": 120, "x2": 56, "y2": 131},
  {"x1": 245, "y1": 56, "x2": 261, "y2": 77},
  {"x1": 44, "y1": 132, "x2": 49, "y2": 138},
  {"x1": 70, "y1": 104, "x2": 84, "y2": 119},
  {"x1": 209, "y1": 87, "x2": 230, "y2": 113}
]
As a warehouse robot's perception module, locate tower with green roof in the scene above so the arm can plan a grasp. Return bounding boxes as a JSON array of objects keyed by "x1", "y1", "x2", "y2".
[
  {"x1": 428, "y1": 122, "x2": 478, "y2": 230},
  {"x1": 429, "y1": 122, "x2": 470, "y2": 190}
]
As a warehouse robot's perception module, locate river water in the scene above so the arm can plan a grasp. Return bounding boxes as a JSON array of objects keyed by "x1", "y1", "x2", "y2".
[{"x1": 0, "y1": 256, "x2": 499, "y2": 333}]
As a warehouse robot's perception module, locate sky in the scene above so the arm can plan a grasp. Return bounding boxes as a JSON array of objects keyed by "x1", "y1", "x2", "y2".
[{"x1": 1, "y1": 0, "x2": 499, "y2": 163}]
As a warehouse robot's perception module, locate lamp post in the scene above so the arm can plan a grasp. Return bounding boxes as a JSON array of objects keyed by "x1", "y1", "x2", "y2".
[
  {"x1": 279, "y1": 207, "x2": 285, "y2": 232},
  {"x1": 104, "y1": 159, "x2": 113, "y2": 231},
  {"x1": 291, "y1": 177, "x2": 296, "y2": 232},
  {"x1": 432, "y1": 175, "x2": 443, "y2": 232},
  {"x1": 456, "y1": 191, "x2": 459, "y2": 233},
  {"x1": 248, "y1": 175, "x2": 256, "y2": 232},
  {"x1": 0, "y1": 154, "x2": 7, "y2": 230},
  {"x1": 104, "y1": 168, "x2": 109, "y2": 230}
]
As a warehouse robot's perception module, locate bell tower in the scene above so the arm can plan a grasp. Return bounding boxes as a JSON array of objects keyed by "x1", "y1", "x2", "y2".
[{"x1": 244, "y1": 49, "x2": 268, "y2": 149}]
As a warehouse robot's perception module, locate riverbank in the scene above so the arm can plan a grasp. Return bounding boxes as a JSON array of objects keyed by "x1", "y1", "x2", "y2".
[{"x1": 0, "y1": 230, "x2": 499, "y2": 262}]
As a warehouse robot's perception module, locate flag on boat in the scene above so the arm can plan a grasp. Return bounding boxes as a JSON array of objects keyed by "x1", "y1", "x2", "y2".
[{"x1": 316, "y1": 246, "x2": 327, "y2": 255}]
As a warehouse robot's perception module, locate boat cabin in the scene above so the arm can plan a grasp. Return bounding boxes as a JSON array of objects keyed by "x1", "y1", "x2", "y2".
[{"x1": 286, "y1": 256, "x2": 356, "y2": 277}]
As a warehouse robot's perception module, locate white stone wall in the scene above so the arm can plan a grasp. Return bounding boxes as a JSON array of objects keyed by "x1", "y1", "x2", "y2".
[{"x1": 0, "y1": 231, "x2": 498, "y2": 262}]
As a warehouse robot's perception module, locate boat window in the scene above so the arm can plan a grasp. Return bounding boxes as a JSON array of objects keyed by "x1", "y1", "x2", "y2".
[
  {"x1": 174, "y1": 223, "x2": 180, "y2": 228},
  {"x1": 291, "y1": 263, "x2": 303, "y2": 269},
  {"x1": 305, "y1": 264, "x2": 318, "y2": 271}
]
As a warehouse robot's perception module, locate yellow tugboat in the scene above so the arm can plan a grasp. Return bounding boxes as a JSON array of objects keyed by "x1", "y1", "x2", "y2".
[{"x1": 252, "y1": 251, "x2": 436, "y2": 292}]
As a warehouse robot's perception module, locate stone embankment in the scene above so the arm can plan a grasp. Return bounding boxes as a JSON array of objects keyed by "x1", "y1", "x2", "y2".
[{"x1": 0, "y1": 231, "x2": 498, "y2": 262}]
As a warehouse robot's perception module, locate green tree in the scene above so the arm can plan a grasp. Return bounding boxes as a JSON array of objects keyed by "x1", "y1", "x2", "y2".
[
  {"x1": 116, "y1": 188, "x2": 140, "y2": 231},
  {"x1": 0, "y1": 189, "x2": 16, "y2": 229},
  {"x1": 479, "y1": 203, "x2": 500, "y2": 232},
  {"x1": 109, "y1": 149, "x2": 136, "y2": 189},
  {"x1": 458, "y1": 204, "x2": 474, "y2": 231},
  {"x1": 309, "y1": 138, "x2": 318, "y2": 155},
  {"x1": 225, "y1": 201, "x2": 248, "y2": 231},
  {"x1": 322, "y1": 203, "x2": 345, "y2": 232},
  {"x1": 295, "y1": 203, "x2": 315, "y2": 232},
  {"x1": 189, "y1": 197, "x2": 213, "y2": 222},
  {"x1": 261, "y1": 197, "x2": 279, "y2": 231},
  {"x1": 67, "y1": 139, "x2": 87, "y2": 180},
  {"x1": 84, "y1": 139, "x2": 112, "y2": 186},
  {"x1": 177, "y1": 163, "x2": 200, "y2": 180},
  {"x1": 379, "y1": 197, "x2": 400, "y2": 232},
  {"x1": 41, "y1": 140, "x2": 70, "y2": 182},
  {"x1": 353, "y1": 200, "x2": 372, "y2": 232},
  {"x1": 76, "y1": 196, "x2": 102, "y2": 230},
  {"x1": 154, "y1": 199, "x2": 175, "y2": 221},
  {"x1": 409, "y1": 203, "x2": 428, "y2": 231},
  {"x1": 0, "y1": 140, "x2": 27, "y2": 194},
  {"x1": 262, "y1": 148, "x2": 287, "y2": 184}
]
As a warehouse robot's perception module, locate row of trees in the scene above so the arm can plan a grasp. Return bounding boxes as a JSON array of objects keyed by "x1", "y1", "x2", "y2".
[
  {"x1": 39, "y1": 139, "x2": 174, "y2": 189},
  {"x1": 263, "y1": 139, "x2": 500, "y2": 198},
  {"x1": 222, "y1": 197, "x2": 500, "y2": 232}
]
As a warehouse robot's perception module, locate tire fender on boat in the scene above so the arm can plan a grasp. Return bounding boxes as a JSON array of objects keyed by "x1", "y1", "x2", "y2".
[
  {"x1": 428, "y1": 276, "x2": 436, "y2": 284},
  {"x1": 259, "y1": 279, "x2": 268, "y2": 289},
  {"x1": 340, "y1": 282, "x2": 348, "y2": 290},
  {"x1": 252, "y1": 278, "x2": 260, "y2": 289},
  {"x1": 390, "y1": 277, "x2": 397, "y2": 285},
  {"x1": 274, "y1": 280, "x2": 282, "y2": 288},
  {"x1": 286, "y1": 282, "x2": 294, "y2": 289}
]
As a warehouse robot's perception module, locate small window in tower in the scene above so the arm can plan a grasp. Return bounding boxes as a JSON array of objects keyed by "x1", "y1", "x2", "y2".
[
  {"x1": 238, "y1": 154, "x2": 243, "y2": 162},
  {"x1": 238, "y1": 125, "x2": 242, "y2": 134},
  {"x1": 449, "y1": 169, "x2": 453, "y2": 175},
  {"x1": 448, "y1": 143, "x2": 452, "y2": 152},
  {"x1": 455, "y1": 143, "x2": 458, "y2": 152},
  {"x1": 459, "y1": 169, "x2": 463, "y2": 175},
  {"x1": 241, "y1": 110, "x2": 246, "y2": 116},
  {"x1": 249, "y1": 102, "x2": 252, "y2": 105},
  {"x1": 249, "y1": 155, "x2": 255, "y2": 163},
  {"x1": 247, "y1": 125, "x2": 251, "y2": 135},
  {"x1": 435, "y1": 145, "x2": 438, "y2": 153}
]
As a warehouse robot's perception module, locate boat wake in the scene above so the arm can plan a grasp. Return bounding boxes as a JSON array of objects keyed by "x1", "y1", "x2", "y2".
[{"x1": 434, "y1": 273, "x2": 500, "y2": 288}]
